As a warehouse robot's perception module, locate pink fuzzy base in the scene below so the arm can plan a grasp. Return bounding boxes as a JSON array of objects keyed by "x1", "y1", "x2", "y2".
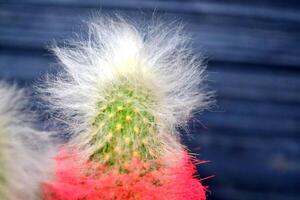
[{"x1": 43, "y1": 149, "x2": 207, "y2": 200}]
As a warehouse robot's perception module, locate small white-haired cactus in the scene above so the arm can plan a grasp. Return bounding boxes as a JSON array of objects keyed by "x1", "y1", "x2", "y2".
[
  {"x1": 42, "y1": 15, "x2": 210, "y2": 200},
  {"x1": 0, "y1": 82, "x2": 54, "y2": 200}
]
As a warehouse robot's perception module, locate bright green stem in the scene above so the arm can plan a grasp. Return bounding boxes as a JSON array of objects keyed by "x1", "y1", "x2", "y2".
[{"x1": 90, "y1": 77, "x2": 162, "y2": 166}]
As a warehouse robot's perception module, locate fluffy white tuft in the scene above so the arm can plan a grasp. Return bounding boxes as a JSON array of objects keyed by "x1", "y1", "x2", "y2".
[
  {"x1": 40, "y1": 15, "x2": 211, "y2": 157},
  {"x1": 0, "y1": 82, "x2": 54, "y2": 200}
]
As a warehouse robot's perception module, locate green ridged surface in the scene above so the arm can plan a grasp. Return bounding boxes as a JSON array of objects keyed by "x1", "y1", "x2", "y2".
[{"x1": 90, "y1": 77, "x2": 162, "y2": 166}]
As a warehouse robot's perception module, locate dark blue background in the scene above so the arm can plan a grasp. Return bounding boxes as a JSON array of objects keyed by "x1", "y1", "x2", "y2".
[{"x1": 1, "y1": 1, "x2": 300, "y2": 199}]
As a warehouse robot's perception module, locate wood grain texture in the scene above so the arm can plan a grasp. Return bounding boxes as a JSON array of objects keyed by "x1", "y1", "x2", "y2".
[
  {"x1": 0, "y1": 0, "x2": 299, "y2": 199},
  {"x1": 1, "y1": 1, "x2": 300, "y2": 66}
]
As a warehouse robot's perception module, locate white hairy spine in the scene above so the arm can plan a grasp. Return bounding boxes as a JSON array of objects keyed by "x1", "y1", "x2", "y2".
[{"x1": 0, "y1": 82, "x2": 54, "y2": 200}]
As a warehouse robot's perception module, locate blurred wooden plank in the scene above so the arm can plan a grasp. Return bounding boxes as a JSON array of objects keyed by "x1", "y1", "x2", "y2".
[
  {"x1": 199, "y1": 112, "x2": 299, "y2": 137},
  {"x1": 186, "y1": 133, "x2": 300, "y2": 191},
  {"x1": 1, "y1": 4, "x2": 300, "y2": 67},
  {"x1": 211, "y1": 187, "x2": 300, "y2": 200},
  {"x1": 210, "y1": 66, "x2": 300, "y2": 90},
  {"x1": 217, "y1": 99, "x2": 300, "y2": 119},
  {"x1": 200, "y1": 101, "x2": 300, "y2": 137},
  {"x1": 0, "y1": 50, "x2": 53, "y2": 82},
  {"x1": 216, "y1": 85, "x2": 300, "y2": 105},
  {"x1": 210, "y1": 67, "x2": 300, "y2": 104},
  {"x1": 3, "y1": 0, "x2": 300, "y2": 22}
]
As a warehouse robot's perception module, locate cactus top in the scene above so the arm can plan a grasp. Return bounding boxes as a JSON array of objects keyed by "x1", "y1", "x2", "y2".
[{"x1": 41, "y1": 15, "x2": 211, "y2": 165}]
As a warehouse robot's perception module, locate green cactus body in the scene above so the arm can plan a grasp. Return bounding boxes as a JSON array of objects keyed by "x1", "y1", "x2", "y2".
[{"x1": 89, "y1": 76, "x2": 162, "y2": 167}]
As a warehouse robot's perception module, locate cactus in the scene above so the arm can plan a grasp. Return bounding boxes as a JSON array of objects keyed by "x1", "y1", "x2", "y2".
[
  {"x1": 42, "y1": 15, "x2": 211, "y2": 200},
  {"x1": 0, "y1": 82, "x2": 54, "y2": 200}
]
